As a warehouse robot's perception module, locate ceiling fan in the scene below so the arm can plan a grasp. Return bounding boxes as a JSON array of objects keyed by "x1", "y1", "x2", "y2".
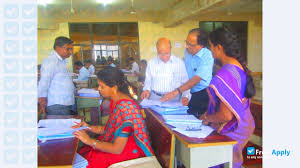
[
  {"x1": 70, "y1": 0, "x2": 76, "y2": 15},
  {"x1": 130, "y1": 0, "x2": 136, "y2": 14}
]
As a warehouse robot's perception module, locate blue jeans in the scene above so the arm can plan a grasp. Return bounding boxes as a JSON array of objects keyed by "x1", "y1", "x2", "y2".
[{"x1": 47, "y1": 104, "x2": 73, "y2": 115}]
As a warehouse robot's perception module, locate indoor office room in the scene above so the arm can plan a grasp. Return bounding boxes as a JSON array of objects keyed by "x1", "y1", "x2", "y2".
[{"x1": 37, "y1": 0, "x2": 262, "y2": 168}]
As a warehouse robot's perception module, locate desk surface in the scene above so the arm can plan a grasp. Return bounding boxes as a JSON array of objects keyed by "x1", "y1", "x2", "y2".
[
  {"x1": 38, "y1": 115, "x2": 80, "y2": 168},
  {"x1": 144, "y1": 109, "x2": 237, "y2": 148}
]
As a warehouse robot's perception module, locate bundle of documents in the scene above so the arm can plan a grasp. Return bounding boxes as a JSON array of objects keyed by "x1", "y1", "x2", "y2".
[
  {"x1": 77, "y1": 88, "x2": 100, "y2": 97},
  {"x1": 121, "y1": 69, "x2": 130, "y2": 73},
  {"x1": 150, "y1": 106, "x2": 188, "y2": 115},
  {"x1": 38, "y1": 119, "x2": 88, "y2": 142},
  {"x1": 140, "y1": 99, "x2": 184, "y2": 108},
  {"x1": 38, "y1": 127, "x2": 88, "y2": 141},
  {"x1": 38, "y1": 118, "x2": 81, "y2": 128},
  {"x1": 141, "y1": 99, "x2": 188, "y2": 115},
  {"x1": 163, "y1": 115, "x2": 201, "y2": 123}
]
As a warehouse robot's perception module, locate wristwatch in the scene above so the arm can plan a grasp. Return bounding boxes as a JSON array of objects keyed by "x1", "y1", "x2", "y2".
[
  {"x1": 92, "y1": 140, "x2": 99, "y2": 149},
  {"x1": 176, "y1": 88, "x2": 182, "y2": 95}
]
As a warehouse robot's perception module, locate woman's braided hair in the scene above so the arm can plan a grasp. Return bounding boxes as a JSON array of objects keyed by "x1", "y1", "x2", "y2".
[{"x1": 209, "y1": 28, "x2": 256, "y2": 98}]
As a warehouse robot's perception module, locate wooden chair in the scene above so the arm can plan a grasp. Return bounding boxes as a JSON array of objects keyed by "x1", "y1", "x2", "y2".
[{"x1": 88, "y1": 77, "x2": 98, "y2": 88}]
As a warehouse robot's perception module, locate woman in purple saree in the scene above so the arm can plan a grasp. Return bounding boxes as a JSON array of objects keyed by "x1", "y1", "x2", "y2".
[{"x1": 200, "y1": 28, "x2": 256, "y2": 168}]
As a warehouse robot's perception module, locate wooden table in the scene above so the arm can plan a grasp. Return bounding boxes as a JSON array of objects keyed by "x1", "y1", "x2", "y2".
[
  {"x1": 76, "y1": 95, "x2": 102, "y2": 125},
  {"x1": 144, "y1": 109, "x2": 237, "y2": 168},
  {"x1": 38, "y1": 115, "x2": 81, "y2": 168}
]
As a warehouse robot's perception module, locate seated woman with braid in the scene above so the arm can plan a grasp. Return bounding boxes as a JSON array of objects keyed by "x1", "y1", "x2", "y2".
[
  {"x1": 200, "y1": 28, "x2": 255, "y2": 168},
  {"x1": 72, "y1": 66, "x2": 153, "y2": 168}
]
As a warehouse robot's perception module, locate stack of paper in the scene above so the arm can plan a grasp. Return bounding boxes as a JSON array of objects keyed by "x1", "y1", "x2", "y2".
[
  {"x1": 38, "y1": 127, "x2": 88, "y2": 141},
  {"x1": 38, "y1": 119, "x2": 87, "y2": 142},
  {"x1": 140, "y1": 99, "x2": 184, "y2": 108},
  {"x1": 121, "y1": 69, "x2": 130, "y2": 73},
  {"x1": 150, "y1": 106, "x2": 188, "y2": 115},
  {"x1": 163, "y1": 115, "x2": 202, "y2": 123},
  {"x1": 77, "y1": 88, "x2": 100, "y2": 97},
  {"x1": 38, "y1": 118, "x2": 81, "y2": 128}
]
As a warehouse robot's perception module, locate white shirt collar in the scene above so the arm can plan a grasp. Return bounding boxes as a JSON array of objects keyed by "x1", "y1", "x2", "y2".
[
  {"x1": 157, "y1": 55, "x2": 174, "y2": 64},
  {"x1": 54, "y1": 51, "x2": 68, "y2": 64}
]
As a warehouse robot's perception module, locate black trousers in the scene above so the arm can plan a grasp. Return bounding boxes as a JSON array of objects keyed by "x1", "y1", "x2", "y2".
[{"x1": 188, "y1": 89, "x2": 209, "y2": 118}]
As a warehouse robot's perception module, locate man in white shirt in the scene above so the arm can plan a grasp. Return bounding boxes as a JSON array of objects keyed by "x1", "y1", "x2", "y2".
[
  {"x1": 107, "y1": 56, "x2": 116, "y2": 67},
  {"x1": 128, "y1": 57, "x2": 139, "y2": 73},
  {"x1": 74, "y1": 61, "x2": 89, "y2": 81},
  {"x1": 141, "y1": 37, "x2": 191, "y2": 106},
  {"x1": 85, "y1": 59, "x2": 95, "y2": 75},
  {"x1": 38, "y1": 36, "x2": 75, "y2": 115}
]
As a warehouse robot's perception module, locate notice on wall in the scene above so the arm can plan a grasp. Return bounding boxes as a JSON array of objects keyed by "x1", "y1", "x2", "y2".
[{"x1": 174, "y1": 41, "x2": 181, "y2": 48}]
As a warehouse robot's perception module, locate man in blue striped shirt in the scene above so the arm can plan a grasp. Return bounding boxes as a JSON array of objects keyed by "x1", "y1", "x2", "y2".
[
  {"x1": 38, "y1": 36, "x2": 75, "y2": 115},
  {"x1": 161, "y1": 29, "x2": 214, "y2": 117}
]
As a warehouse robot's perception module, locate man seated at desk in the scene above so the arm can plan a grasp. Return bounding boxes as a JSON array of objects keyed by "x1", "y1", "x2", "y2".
[
  {"x1": 107, "y1": 56, "x2": 116, "y2": 67},
  {"x1": 85, "y1": 59, "x2": 95, "y2": 75},
  {"x1": 128, "y1": 57, "x2": 139, "y2": 74},
  {"x1": 38, "y1": 36, "x2": 75, "y2": 115},
  {"x1": 141, "y1": 37, "x2": 191, "y2": 105},
  {"x1": 74, "y1": 61, "x2": 89, "y2": 81},
  {"x1": 136, "y1": 59, "x2": 147, "y2": 83}
]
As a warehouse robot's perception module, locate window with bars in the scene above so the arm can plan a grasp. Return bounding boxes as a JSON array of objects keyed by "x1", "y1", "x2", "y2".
[
  {"x1": 69, "y1": 22, "x2": 139, "y2": 68},
  {"x1": 93, "y1": 44, "x2": 119, "y2": 61}
]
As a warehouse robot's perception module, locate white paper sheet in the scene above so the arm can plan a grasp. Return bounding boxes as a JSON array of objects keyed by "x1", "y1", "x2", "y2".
[
  {"x1": 38, "y1": 127, "x2": 88, "y2": 137},
  {"x1": 166, "y1": 121, "x2": 202, "y2": 130},
  {"x1": 73, "y1": 153, "x2": 88, "y2": 168},
  {"x1": 77, "y1": 88, "x2": 100, "y2": 97},
  {"x1": 173, "y1": 125, "x2": 214, "y2": 138},
  {"x1": 78, "y1": 88, "x2": 99, "y2": 94},
  {"x1": 38, "y1": 133, "x2": 74, "y2": 141},
  {"x1": 121, "y1": 69, "x2": 130, "y2": 73},
  {"x1": 140, "y1": 99, "x2": 184, "y2": 108},
  {"x1": 38, "y1": 119, "x2": 81, "y2": 128}
]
